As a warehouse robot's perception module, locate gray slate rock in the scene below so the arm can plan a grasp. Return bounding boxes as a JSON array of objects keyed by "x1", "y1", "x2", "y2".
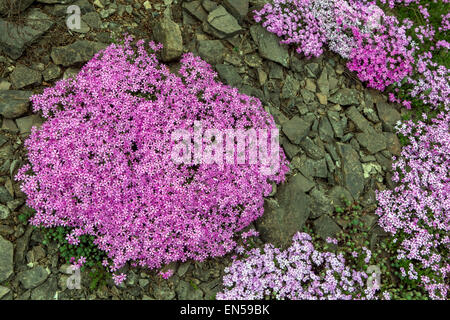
[
  {"x1": 198, "y1": 40, "x2": 225, "y2": 65},
  {"x1": 37, "y1": 0, "x2": 73, "y2": 3},
  {"x1": 176, "y1": 280, "x2": 204, "y2": 300},
  {"x1": 328, "y1": 88, "x2": 359, "y2": 106},
  {"x1": 153, "y1": 17, "x2": 183, "y2": 62},
  {"x1": 269, "y1": 106, "x2": 288, "y2": 126},
  {"x1": 18, "y1": 266, "x2": 49, "y2": 289},
  {"x1": 0, "y1": 186, "x2": 13, "y2": 204},
  {"x1": 239, "y1": 85, "x2": 264, "y2": 101},
  {"x1": 31, "y1": 278, "x2": 57, "y2": 300},
  {"x1": 50, "y1": 0, "x2": 94, "y2": 16},
  {"x1": 269, "y1": 61, "x2": 283, "y2": 79},
  {"x1": 223, "y1": 0, "x2": 248, "y2": 23},
  {"x1": 356, "y1": 132, "x2": 386, "y2": 154},
  {"x1": 376, "y1": 101, "x2": 401, "y2": 132},
  {"x1": 305, "y1": 63, "x2": 319, "y2": 78},
  {"x1": 375, "y1": 153, "x2": 393, "y2": 172},
  {"x1": 383, "y1": 132, "x2": 401, "y2": 156},
  {"x1": 327, "y1": 110, "x2": 344, "y2": 138},
  {"x1": 0, "y1": 203, "x2": 9, "y2": 219},
  {"x1": 82, "y1": 12, "x2": 102, "y2": 29},
  {"x1": 298, "y1": 157, "x2": 327, "y2": 178},
  {"x1": 51, "y1": 40, "x2": 107, "y2": 66},
  {"x1": 0, "y1": 90, "x2": 32, "y2": 119},
  {"x1": 0, "y1": 285, "x2": 10, "y2": 300},
  {"x1": 70, "y1": 19, "x2": 90, "y2": 34},
  {"x1": 281, "y1": 75, "x2": 300, "y2": 99},
  {"x1": 177, "y1": 262, "x2": 191, "y2": 277},
  {"x1": 282, "y1": 116, "x2": 311, "y2": 145},
  {"x1": 152, "y1": 281, "x2": 176, "y2": 300},
  {"x1": 0, "y1": 236, "x2": 13, "y2": 282},
  {"x1": 43, "y1": 64, "x2": 61, "y2": 82},
  {"x1": 202, "y1": 0, "x2": 218, "y2": 12},
  {"x1": 0, "y1": 9, "x2": 54, "y2": 59},
  {"x1": 336, "y1": 143, "x2": 364, "y2": 199},
  {"x1": 256, "y1": 181, "x2": 310, "y2": 248},
  {"x1": 10, "y1": 64, "x2": 41, "y2": 89},
  {"x1": 16, "y1": 114, "x2": 44, "y2": 134},
  {"x1": 183, "y1": 0, "x2": 208, "y2": 21},
  {"x1": 309, "y1": 187, "x2": 334, "y2": 218},
  {"x1": 300, "y1": 88, "x2": 315, "y2": 104},
  {"x1": 346, "y1": 106, "x2": 373, "y2": 134},
  {"x1": 250, "y1": 24, "x2": 289, "y2": 67},
  {"x1": 280, "y1": 136, "x2": 301, "y2": 160},
  {"x1": 317, "y1": 68, "x2": 329, "y2": 95},
  {"x1": 290, "y1": 173, "x2": 315, "y2": 193},
  {"x1": 313, "y1": 215, "x2": 341, "y2": 240},
  {"x1": 0, "y1": 0, "x2": 34, "y2": 16},
  {"x1": 215, "y1": 64, "x2": 242, "y2": 87},
  {"x1": 206, "y1": 6, "x2": 242, "y2": 39},
  {"x1": 299, "y1": 137, "x2": 325, "y2": 160},
  {"x1": 328, "y1": 185, "x2": 354, "y2": 208},
  {"x1": 319, "y1": 116, "x2": 334, "y2": 142}
]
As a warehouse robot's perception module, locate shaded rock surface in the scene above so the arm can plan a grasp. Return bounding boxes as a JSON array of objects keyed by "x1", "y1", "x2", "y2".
[
  {"x1": 0, "y1": 90, "x2": 32, "y2": 119},
  {"x1": 153, "y1": 16, "x2": 183, "y2": 62},
  {"x1": 51, "y1": 41, "x2": 107, "y2": 66},
  {"x1": 0, "y1": 236, "x2": 13, "y2": 282}
]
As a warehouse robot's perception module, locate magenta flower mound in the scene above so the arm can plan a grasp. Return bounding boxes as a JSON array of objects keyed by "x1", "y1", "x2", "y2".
[
  {"x1": 254, "y1": 0, "x2": 416, "y2": 91},
  {"x1": 16, "y1": 36, "x2": 289, "y2": 276},
  {"x1": 376, "y1": 109, "x2": 450, "y2": 300},
  {"x1": 217, "y1": 232, "x2": 387, "y2": 300}
]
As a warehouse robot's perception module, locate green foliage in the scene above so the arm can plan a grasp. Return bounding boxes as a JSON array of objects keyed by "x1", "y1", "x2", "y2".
[
  {"x1": 18, "y1": 210, "x2": 34, "y2": 223},
  {"x1": 307, "y1": 197, "x2": 431, "y2": 299},
  {"x1": 189, "y1": 279, "x2": 199, "y2": 291},
  {"x1": 41, "y1": 226, "x2": 107, "y2": 271},
  {"x1": 88, "y1": 267, "x2": 110, "y2": 291},
  {"x1": 379, "y1": 0, "x2": 449, "y2": 68}
]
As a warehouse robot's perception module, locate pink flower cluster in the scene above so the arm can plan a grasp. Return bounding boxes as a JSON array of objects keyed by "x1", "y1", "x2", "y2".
[
  {"x1": 70, "y1": 256, "x2": 86, "y2": 270},
  {"x1": 16, "y1": 36, "x2": 289, "y2": 280},
  {"x1": 254, "y1": 0, "x2": 416, "y2": 91},
  {"x1": 344, "y1": 12, "x2": 415, "y2": 91},
  {"x1": 159, "y1": 269, "x2": 174, "y2": 280},
  {"x1": 376, "y1": 109, "x2": 450, "y2": 300},
  {"x1": 254, "y1": 0, "x2": 449, "y2": 107},
  {"x1": 217, "y1": 232, "x2": 387, "y2": 300}
]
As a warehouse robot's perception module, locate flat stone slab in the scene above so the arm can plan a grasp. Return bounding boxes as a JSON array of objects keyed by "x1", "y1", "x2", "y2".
[
  {"x1": 257, "y1": 178, "x2": 311, "y2": 248},
  {"x1": 282, "y1": 116, "x2": 311, "y2": 145},
  {"x1": 0, "y1": 285, "x2": 10, "y2": 299},
  {"x1": 0, "y1": 9, "x2": 54, "y2": 60},
  {"x1": 183, "y1": 0, "x2": 208, "y2": 21},
  {"x1": 0, "y1": 0, "x2": 34, "y2": 16},
  {"x1": 313, "y1": 215, "x2": 341, "y2": 240},
  {"x1": 10, "y1": 64, "x2": 42, "y2": 89},
  {"x1": 250, "y1": 24, "x2": 289, "y2": 67},
  {"x1": 17, "y1": 266, "x2": 49, "y2": 289},
  {"x1": 51, "y1": 40, "x2": 107, "y2": 66},
  {"x1": 153, "y1": 17, "x2": 183, "y2": 62},
  {"x1": 356, "y1": 132, "x2": 386, "y2": 154},
  {"x1": 0, "y1": 90, "x2": 33, "y2": 119},
  {"x1": 0, "y1": 236, "x2": 13, "y2": 282},
  {"x1": 336, "y1": 143, "x2": 365, "y2": 200},
  {"x1": 206, "y1": 6, "x2": 242, "y2": 38},
  {"x1": 376, "y1": 101, "x2": 401, "y2": 132},
  {"x1": 328, "y1": 88, "x2": 360, "y2": 106}
]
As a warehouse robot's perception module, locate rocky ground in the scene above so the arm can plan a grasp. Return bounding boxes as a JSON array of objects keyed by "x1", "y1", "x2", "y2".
[{"x1": 0, "y1": 0, "x2": 406, "y2": 300}]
